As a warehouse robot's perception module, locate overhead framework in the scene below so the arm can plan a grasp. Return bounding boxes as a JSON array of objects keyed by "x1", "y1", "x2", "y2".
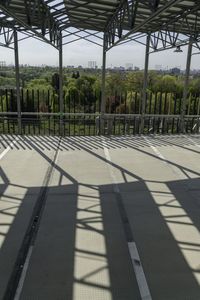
[
  {"x1": 104, "y1": 0, "x2": 200, "y2": 49},
  {"x1": 0, "y1": 0, "x2": 61, "y2": 48},
  {"x1": 0, "y1": 0, "x2": 200, "y2": 134},
  {"x1": 0, "y1": 1, "x2": 199, "y2": 50}
]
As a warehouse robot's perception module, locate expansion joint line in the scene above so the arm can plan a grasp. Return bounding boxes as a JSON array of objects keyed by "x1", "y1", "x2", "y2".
[{"x1": 3, "y1": 137, "x2": 62, "y2": 300}]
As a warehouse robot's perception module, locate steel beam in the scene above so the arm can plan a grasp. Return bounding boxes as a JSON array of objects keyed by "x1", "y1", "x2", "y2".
[
  {"x1": 101, "y1": 35, "x2": 106, "y2": 114},
  {"x1": 59, "y1": 32, "x2": 64, "y2": 136},
  {"x1": 14, "y1": 29, "x2": 22, "y2": 134},
  {"x1": 100, "y1": 34, "x2": 106, "y2": 134},
  {"x1": 181, "y1": 37, "x2": 193, "y2": 133},
  {"x1": 140, "y1": 33, "x2": 150, "y2": 134},
  {"x1": 0, "y1": 1, "x2": 60, "y2": 49},
  {"x1": 0, "y1": 27, "x2": 14, "y2": 47},
  {"x1": 105, "y1": 0, "x2": 199, "y2": 51},
  {"x1": 62, "y1": 29, "x2": 102, "y2": 47}
]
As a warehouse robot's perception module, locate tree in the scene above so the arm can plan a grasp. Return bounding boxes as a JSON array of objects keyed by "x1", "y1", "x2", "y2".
[
  {"x1": 51, "y1": 73, "x2": 60, "y2": 92},
  {"x1": 26, "y1": 78, "x2": 53, "y2": 91},
  {"x1": 0, "y1": 76, "x2": 16, "y2": 89},
  {"x1": 189, "y1": 78, "x2": 200, "y2": 94},
  {"x1": 125, "y1": 71, "x2": 144, "y2": 92},
  {"x1": 152, "y1": 75, "x2": 177, "y2": 93}
]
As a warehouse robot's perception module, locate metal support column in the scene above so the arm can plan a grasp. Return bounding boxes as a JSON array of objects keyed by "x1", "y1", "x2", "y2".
[
  {"x1": 14, "y1": 29, "x2": 21, "y2": 134},
  {"x1": 141, "y1": 33, "x2": 150, "y2": 134},
  {"x1": 100, "y1": 34, "x2": 106, "y2": 134},
  {"x1": 181, "y1": 37, "x2": 193, "y2": 133},
  {"x1": 59, "y1": 32, "x2": 64, "y2": 136}
]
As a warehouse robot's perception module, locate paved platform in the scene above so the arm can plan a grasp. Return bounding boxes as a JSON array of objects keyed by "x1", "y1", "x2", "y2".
[{"x1": 0, "y1": 134, "x2": 200, "y2": 300}]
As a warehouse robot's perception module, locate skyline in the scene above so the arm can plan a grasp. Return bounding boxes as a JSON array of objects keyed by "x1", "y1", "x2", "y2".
[{"x1": 1, "y1": 35, "x2": 200, "y2": 70}]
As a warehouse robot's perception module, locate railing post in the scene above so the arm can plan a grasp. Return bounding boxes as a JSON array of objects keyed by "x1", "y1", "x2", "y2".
[
  {"x1": 181, "y1": 37, "x2": 193, "y2": 133},
  {"x1": 14, "y1": 29, "x2": 22, "y2": 134},
  {"x1": 59, "y1": 32, "x2": 64, "y2": 136},
  {"x1": 100, "y1": 33, "x2": 106, "y2": 135},
  {"x1": 141, "y1": 33, "x2": 150, "y2": 134}
]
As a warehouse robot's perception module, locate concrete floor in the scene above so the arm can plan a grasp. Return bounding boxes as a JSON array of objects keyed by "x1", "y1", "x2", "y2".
[{"x1": 0, "y1": 134, "x2": 200, "y2": 300}]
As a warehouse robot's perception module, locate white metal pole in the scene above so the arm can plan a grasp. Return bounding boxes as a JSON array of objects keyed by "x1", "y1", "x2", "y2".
[
  {"x1": 181, "y1": 37, "x2": 193, "y2": 133},
  {"x1": 59, "y1": 32, "x2": 64, "y2": 136},
  {"x1": 141, "y1": 33, "x2": 150, "y2": 134},
  {"x1": 14, "y1": 29, "x2": 21, "y2": 134},
  {"x1": 100, "y1": 34, "x2": 107, "y2": 134},
  {"x1": 101, "y1": 35, "x2": 106, "y2": 114}
]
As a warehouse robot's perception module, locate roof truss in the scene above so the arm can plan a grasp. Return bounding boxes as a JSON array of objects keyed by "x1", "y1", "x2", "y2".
[
  {"x1": 0, "y1": 0, "x2": 199, "y2": 53},
  {"x1": 0, "y1": 0, "x2": 62, "y2": 48}
]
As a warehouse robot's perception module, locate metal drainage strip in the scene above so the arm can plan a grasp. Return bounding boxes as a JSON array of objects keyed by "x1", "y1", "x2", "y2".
[{"x1": 3, "y1": 138, "x2": 61, "y2": 300}]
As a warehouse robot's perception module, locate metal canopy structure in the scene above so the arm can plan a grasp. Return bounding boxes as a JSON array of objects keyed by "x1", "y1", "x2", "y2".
[
  {"x1": 0, "y1": 0, "x2": 199, "y2": 50},
  {"x1": 0, "y1": 0, "x2": 200, "y2": 135},
  {"x1": 63, "y1": 0, "x2": 200, "y2": 51}
]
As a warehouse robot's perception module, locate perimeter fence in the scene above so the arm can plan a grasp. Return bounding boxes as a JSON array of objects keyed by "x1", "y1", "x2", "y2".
[{"x1": 0, "y1": 89, "x2": 199, "y2": 135}]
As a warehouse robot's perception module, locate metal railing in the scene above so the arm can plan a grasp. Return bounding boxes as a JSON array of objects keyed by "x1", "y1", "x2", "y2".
[{"x1": 0, "y1": 89, "x2": 199, "y2": 135}]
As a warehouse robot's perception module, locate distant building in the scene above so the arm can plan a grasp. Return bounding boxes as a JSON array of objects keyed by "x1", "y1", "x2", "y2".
[
  {"x1": 113, "y1": 66, "x2": 125, "y2": 71},
  {"x1": 170, "y1": 67, "x2": 181, "y2": 75},
  {"x1": 119, "y1": 66, "x2": 125, "y2": 71},
  {"x1": 0, "y1": 61, "x2": 6, "y2": 68},
  {"x1": 190, "y1": 69, "x2": 200, "y2": 75},
  {"x1": 126, "y1": 63, "x2": 133, "y2": 70},
  {"x1": 155, "y1": 64, "x2": 162, "y2": 71},
  {"x1": 88, "y1": 61, "x2": 97, "y2": 69}
]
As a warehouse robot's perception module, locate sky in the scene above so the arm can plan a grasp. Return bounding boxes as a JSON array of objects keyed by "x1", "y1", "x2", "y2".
[{"x1": 1, "y1": 33, "x2": 200, "y2": 70}]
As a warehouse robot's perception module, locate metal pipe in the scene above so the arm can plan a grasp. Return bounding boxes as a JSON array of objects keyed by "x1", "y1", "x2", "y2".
[
  {"x1": 181, "y1": 37, "x2": 193, "y2": 133},
  {"x1": 14, "y1": 29, "x2": 21, "y2": 134},
  {"x1": 141, "y1": 33, "x2": 150, "y2": 133},
  {"x1": 59, "y1": 32, "x2": 64, "y2": 136}
]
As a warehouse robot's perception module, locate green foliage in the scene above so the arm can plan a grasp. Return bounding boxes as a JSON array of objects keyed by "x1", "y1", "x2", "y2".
[
  {"x1": 0, "y1": 65, "x2": 200, "y2": 116},
  {"x1": 64, "y1": 75, "x2": 98, "y2": 109},
  {"x1": 25, "y1": 78, "x2": 53, "y2": 90},
  {"x1": 151, "y1": 75, "x2": 177, "y2": 92},
  {"x1": 0, "y1": 76, "x2": 16, "y2": 88},
  {"x1": 125, "y1": 72, "x2": 144, "y2": 92},
  {"x1": 51, "y1": 73, "x2": 60, "y2": 92},
  {"x1": 106, "y1": 73, "x2": 126, "y2": 95},
  {"x1": 189, "y1": 78, "x2": 200, "y2": 94}
]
